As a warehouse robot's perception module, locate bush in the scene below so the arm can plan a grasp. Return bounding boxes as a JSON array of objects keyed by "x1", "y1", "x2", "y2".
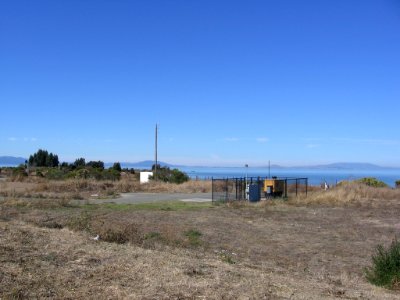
[
  {"x1": 396, "y1": 180, "x2": 400, "y2": 188},
  {"x1": 12, "y1": 166, "x2": 27, "y2": 180},
  {"x1": 357, "y1": 177, "x2": 388, "y2": 188},
  {"x1": 151, "y1": 167, "x2": 189, "y2": 184},
  {"x1": 45, "y1": 168, "x2": 68, "y2": 180},
  {"x1": 365, "y1": 238, "x2": 400, "y2": 289},
  {"x1": 86, "y1": 161, "x2": 105, "y2": 170},
  {"x1": 102, "y1": 169, "x2": 121, "y2": 181}
]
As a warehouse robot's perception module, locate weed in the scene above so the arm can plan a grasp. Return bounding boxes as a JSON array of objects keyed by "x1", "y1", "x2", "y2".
[
  {"x1": 39, "y1": 221, "x2": 63, "y2": 229},
  {"x1": 144, "y1": 232, "x2": 162, "y2": 240},
  {"x1": 161, "y1": 206, "x2": 173, "y2": 211},
  {"x1": 67, "y1": 211, "x2": 92, "y2": 231},
  {"x1": 185, "y1": 229, "x2": 202, "y2": 246},
  {"x1": 100, "y1": 228, "x2": 128, "y2": 244},
  {"x1": 220, "y1": 253, "x2": 236, "y2": 264},
  {"x1": 365, "y1": 238, "x2": 400, "y2": 289}
]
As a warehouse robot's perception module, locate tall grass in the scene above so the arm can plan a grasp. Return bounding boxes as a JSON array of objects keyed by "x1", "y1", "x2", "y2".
[{"x1": 290, "y1": 182, "x2": 400, "y2": 206}]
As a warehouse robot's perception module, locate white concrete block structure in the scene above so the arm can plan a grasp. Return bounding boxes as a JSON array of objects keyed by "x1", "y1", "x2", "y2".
[{"x1": 140, "y1": 171, "x2": 153, "y2": 184}]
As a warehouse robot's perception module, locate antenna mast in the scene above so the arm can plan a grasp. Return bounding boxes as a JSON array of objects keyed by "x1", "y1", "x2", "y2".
[{"x1": 154, "y1": 124, "x2": 158, "y2": 180}]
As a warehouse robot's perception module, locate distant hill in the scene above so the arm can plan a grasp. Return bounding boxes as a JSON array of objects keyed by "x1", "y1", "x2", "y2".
[
  {"x1": 259, "y1": 162, "x2": 389, "y2": 169},
  {"x1": 107, "y1": 160, "x2": 176, "y2": 169},
  {"x1": 0, "y1": 156, "x2": 26, "y2": 166},
  {"x1": 304, "y1": 162, "x2": 386, "y2": 170},
  {"x1": 1, "y1": 157, "x2": 392, "y2": 170}
]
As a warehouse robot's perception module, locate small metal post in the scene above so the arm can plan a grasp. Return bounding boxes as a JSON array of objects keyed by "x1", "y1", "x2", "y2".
[
  {"x1": 235, "y1": 178, "x2": 238, "y2": 200},
  {"x1": 268, "y1": 160, "x2": 270, "y2": 178},
  {"x1": 211, "y1": 177, "x2": 214, "y2": 203},
  {"x1": 225, "y1": 178, "x2": 228, "y2": 202},
  {"x1": 305, "y1": 178, "x2": 308, "y2": 197},
  {"x1": 285, "y1": 179, "x2": 288, "y2": 198}
]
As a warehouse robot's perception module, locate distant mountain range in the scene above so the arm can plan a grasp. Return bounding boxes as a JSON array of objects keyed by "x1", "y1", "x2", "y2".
[
  {"x1": 299, "y1": 162, "x2": 387, "y2": 170},
  {"x1": 0, "y1": 156, "x2": 395, "y2": 170},
  {"x1": 0, "y1": 156, "x2": 26, "y2": 165},
  {"x1": 0, "y1": 157, "x2": 175, "y2": 169},
  {"x1": 261, "y1": 162, "x2": 388, "y2": 170},
  {"x1": 107, "y1": 160, "x2": 176, "y2": 169}
]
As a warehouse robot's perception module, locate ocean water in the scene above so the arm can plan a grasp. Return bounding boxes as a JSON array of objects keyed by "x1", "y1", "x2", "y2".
[
  {"x1": 1, "y1": 164, "x2": 398, "y2": 187},
  {"x1": 178, "y1": 166, "x2": 400, "y2": 187}
]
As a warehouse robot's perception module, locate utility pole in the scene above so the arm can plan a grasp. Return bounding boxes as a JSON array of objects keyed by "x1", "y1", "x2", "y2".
[
  {"x1": 154, "y1": 124, "x2": 158, "y2": 180},
  {"x1": 268, "y1": 160, "x2": 271, "y2": 178}
]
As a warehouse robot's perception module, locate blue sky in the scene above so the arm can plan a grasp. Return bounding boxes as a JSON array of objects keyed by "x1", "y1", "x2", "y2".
[{"x1": 1, "y1": 0, "x2": 400, "y2": 166}]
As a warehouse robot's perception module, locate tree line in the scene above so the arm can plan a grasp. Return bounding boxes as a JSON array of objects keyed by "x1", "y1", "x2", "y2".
[
  {"x1": 25, "y1": 149, "x2": 189, "y2": 183},
  {"x1": 28, "y1": 149, "x2": 121, "y2": 171}
]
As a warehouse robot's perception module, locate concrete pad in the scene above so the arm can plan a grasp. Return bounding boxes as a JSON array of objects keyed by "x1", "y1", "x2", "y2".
[{"x1": 180, "y1": 198, "x2": 212, "y2": 203}]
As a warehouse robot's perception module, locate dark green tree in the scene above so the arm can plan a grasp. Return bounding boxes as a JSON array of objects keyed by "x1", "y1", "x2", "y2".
[
  {"x1": 28, "y1": 149, "x2": 59, "y2": 167},
  {"x1": 112, "y1": 162, "x2": 122, "y2": 172},
  {"x1": 74, "y1": 158, "x2": 86, "y2": 168},
  {"x1": 86, "y1": 161, "x2": 105, "y2": 170}
]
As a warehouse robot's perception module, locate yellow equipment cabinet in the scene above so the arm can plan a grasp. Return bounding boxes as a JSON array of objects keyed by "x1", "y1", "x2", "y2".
[{"x1": 264, "y1": 179, "x2": 285, "y2": 198}]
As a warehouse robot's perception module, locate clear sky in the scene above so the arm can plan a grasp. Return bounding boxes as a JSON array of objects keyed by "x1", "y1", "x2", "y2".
[{"x1": 1, "y1": 0, "x2": 400, "y2": 166}]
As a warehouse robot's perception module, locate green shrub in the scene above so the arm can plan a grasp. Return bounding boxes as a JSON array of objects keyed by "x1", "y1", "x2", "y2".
[
  {"x1": 151, "y1": 167, "x2": 189, "y2": 184},
  {"x1": 86, "y1": 160, "x2": 105, "y2": 170},
  {"x1": 396, "y1": 180, "x2": 400, "y2": 188},
  {"x1": 170, "y1": 168, "x2": 189, "y2": 184},
  {"x1": 357, "y1": 177, "x2": 388, "y2": 188},
  {"x1": 365, "y1": 238, "x2": 400, "y2": 289},
  {"x1": 102, "y1": 169, "x2": 121, "y2": 181},
  {"x1": 45, "y1": 168, "x2": 67, "y2": 180},
  {"x1": 12, "y1": 166, "x2": 27, "y2": 179},
  {"x1": 75, "y1": 168, "x2": 89, "y2": 179}
]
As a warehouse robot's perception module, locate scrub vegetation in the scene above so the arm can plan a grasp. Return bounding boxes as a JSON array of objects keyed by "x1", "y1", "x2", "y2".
[{"x1": 365, "y1": 238, "x2": 400, "y2": 290}]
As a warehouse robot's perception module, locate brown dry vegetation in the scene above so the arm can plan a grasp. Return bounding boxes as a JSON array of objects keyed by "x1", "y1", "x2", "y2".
[
  {"x1": 1, "y1": 182, "x2": 400, "y2": 298},
  {"x1": 291, "y1": 182, "x2": 400, "y2": 206},
  {"x1": 0, "y1": 176, "x2": 211, "y2": 200}
]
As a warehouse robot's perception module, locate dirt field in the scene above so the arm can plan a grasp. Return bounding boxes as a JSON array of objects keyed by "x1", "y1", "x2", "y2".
[{"x1": 1, "y1": 181, "x2": 400, "y2": 299}]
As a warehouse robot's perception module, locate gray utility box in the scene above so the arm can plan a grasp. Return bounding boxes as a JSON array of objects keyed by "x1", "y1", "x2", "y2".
[{"x1": 248, "y1": 184, "x2": 260, "y2": 202}]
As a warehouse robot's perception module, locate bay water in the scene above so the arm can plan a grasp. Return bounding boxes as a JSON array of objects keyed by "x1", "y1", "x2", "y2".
[{"x1": 178, "y1": 166, "x2": 400, "y2": 187}]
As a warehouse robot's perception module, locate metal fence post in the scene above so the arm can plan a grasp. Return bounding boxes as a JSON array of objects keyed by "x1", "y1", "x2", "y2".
[
  {"x1": 225, "y1": 178, "x2": 228, "y2": 202},
  {"x1": 211, "y1": 177, "x2": 214, "y2": 203},
  {"x1": 306, "y1": 178, "x2": 308, "y2": 197},
  {"x1": 285, "y1": 179, "x2": 288, "y2": 198}
]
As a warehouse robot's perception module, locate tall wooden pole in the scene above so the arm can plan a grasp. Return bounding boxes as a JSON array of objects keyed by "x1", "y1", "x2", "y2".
[{"x1": 154, "y1": 124, "x2": 158, "y2": 180}]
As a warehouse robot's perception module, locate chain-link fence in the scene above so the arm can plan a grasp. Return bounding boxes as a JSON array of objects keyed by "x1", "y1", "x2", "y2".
[{"x1": 211, "y1": 177, "x2": 308, "y2": 203}]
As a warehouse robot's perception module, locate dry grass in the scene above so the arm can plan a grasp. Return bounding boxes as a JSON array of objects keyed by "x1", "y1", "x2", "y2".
[
  {"x1": 0, "y1": 176, "x2": 211, "y2": 200},
  {"x1": 289, "y1": 182, "x2": 400, "y2": 206},
  {"x1": 2, "y1": 187, "x2": 400, "y2": 298},
  {"x1": 139, "y1": 179, "x2": 211, "y2": 193},
  {"x1": 2, "y1": 179, "x2": 400, "y2": 298}
]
